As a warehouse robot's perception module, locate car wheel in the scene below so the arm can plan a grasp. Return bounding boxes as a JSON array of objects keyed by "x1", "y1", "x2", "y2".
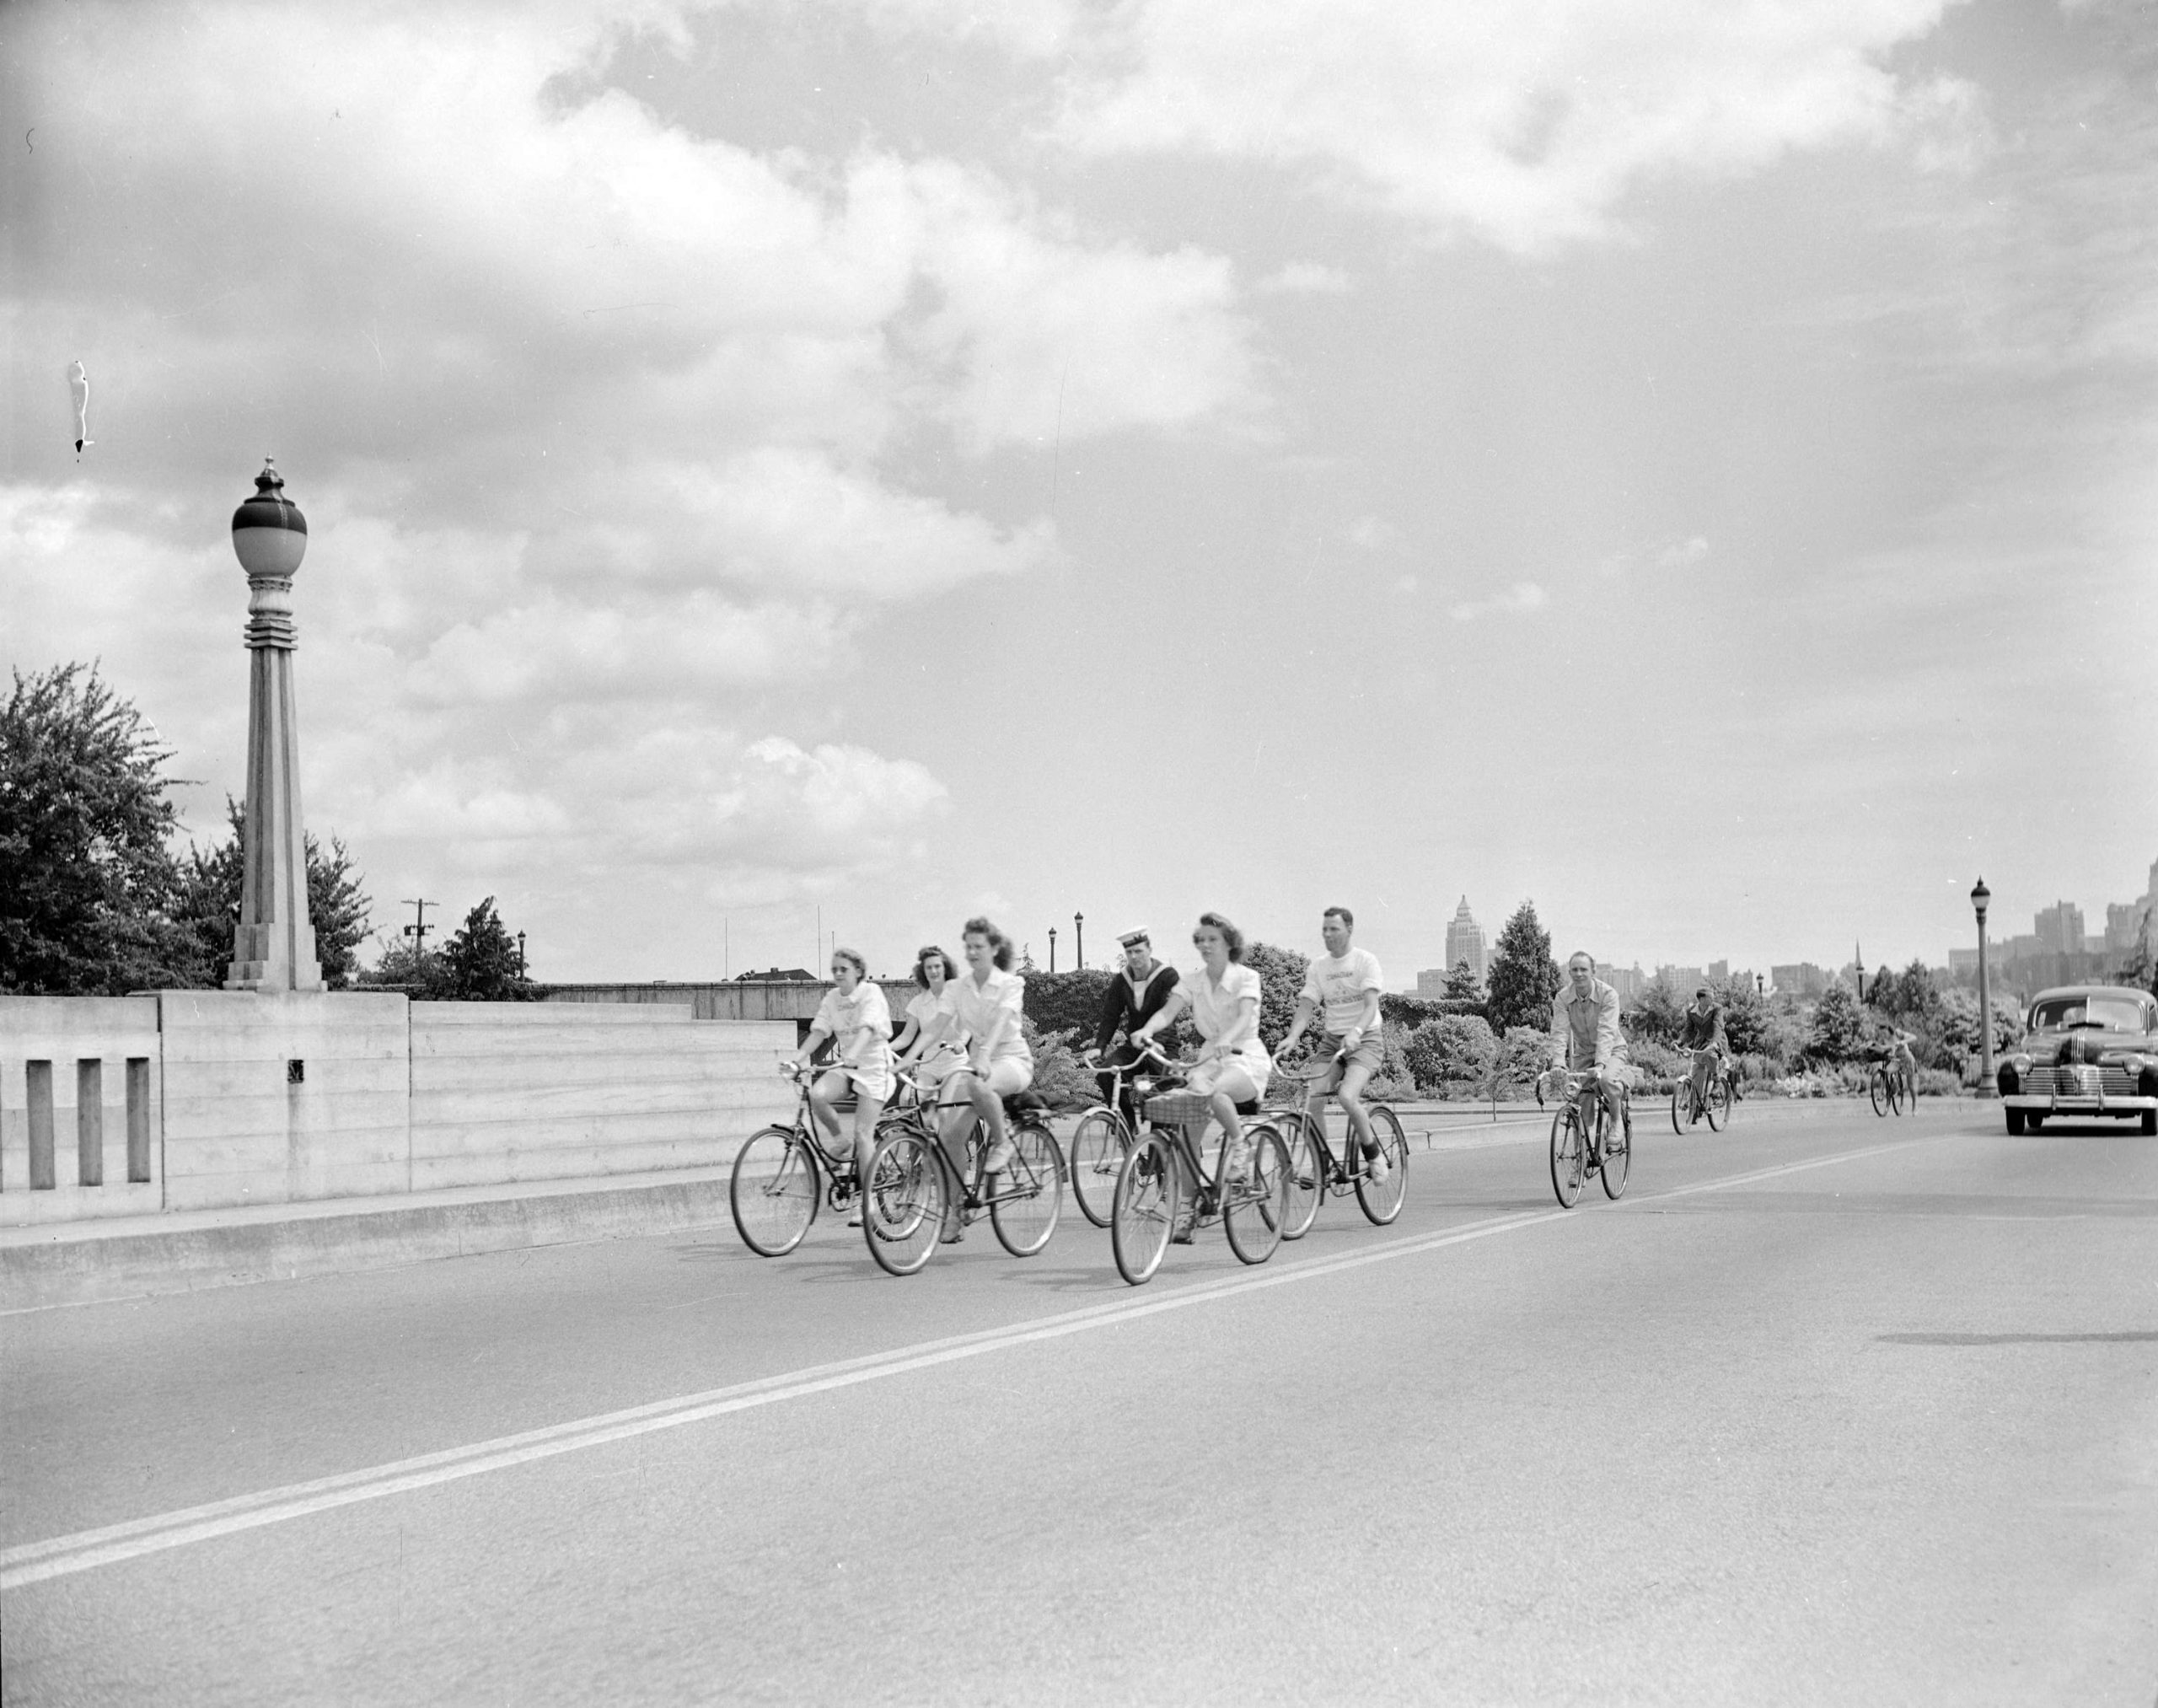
[{"x1": 2005, "y1": 1109, "x2": 2026, "y2": 1136}]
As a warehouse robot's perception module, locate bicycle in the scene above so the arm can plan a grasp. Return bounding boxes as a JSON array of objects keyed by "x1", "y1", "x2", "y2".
[
  {"x1": 1548, "y1": 1068, "x2": 1632, "y2": 1208},
  {"x1": 1109, "y1": 1077, "x2": 1292, "y2": 1286},
  {"x1": 731, "y1": 1061, "x2": 882, "y2": 1257},
  {"x1": 1868, "y1": 1051, "x2": 1914, "y2": 1117},
  {"x1": 858, "y1": 1081, "x2": 1065, "y2": 1276},
  {"x1": 1066, "y1": 1043, "x2": 1181, "y2": 1227},
  {"x1": 1670, "y1": 1045, "x2": 1732, "y2": 1134},
  {"x1": 1268, "y1": 1050, "x2": 1409, "y2": 1241}
]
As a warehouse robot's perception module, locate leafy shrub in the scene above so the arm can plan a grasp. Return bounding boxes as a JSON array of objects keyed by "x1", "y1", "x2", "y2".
[
  {"x1": 1404, "y1": 1014, "x2": 1497, "y2": 1093},
  {"x1": 1021, "y1": 969, "x2": 1115, "y2": 1044},
  {"x1": 1021, "y1": 1017, "x2": 1099, "y2": 1111}
]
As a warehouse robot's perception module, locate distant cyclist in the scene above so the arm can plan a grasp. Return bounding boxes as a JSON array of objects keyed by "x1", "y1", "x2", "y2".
[
  {"x1": 1277, "y1": 905, "x2": 1389, "y2": 1185},
  {"x1": 1678, "y1": 985, "x2": 1726, "y2": 1120},
  {"x1": 925, "y1": 917, "x2": 1033, "y2": 1243},
  {"x1": 1094, "y1": 928, "x2": 1181, "y2": 1128},
  {"x1": 789, "y1": 948, "x2": 894, "y2": 1223},
  {"x1": 892, "y1": 944, "x2": 965, "y2": 1091},
  {"x1": 1546, "y1": 952, "x2": 1634, "y2": 1144}
]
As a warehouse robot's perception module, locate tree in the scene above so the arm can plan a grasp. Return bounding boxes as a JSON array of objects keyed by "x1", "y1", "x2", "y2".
[
  {"x1": 0, "y1": 663, "x2": 194, "y2": 994},
  {"x1": 1623, "y1": 975, "x2": 1688, "y2": 1045},
  {"x1": 1443, "y1": 960, "x2": 1479, "y2": 1001},
  {"x1": 1806, "y1": 983, "x2": 1871, "y2": 1063},
  {"x1": 438, "y1": 897, "x2": 537, "y2": 1001},
  {"x1": 1713, "y1": 975, "x2": 1775, "y2": 1061},
  {"x1": 2114, "y1": 916, "x2": 2157, "y2": 1001},
  {"x1": 1243, "y1": 941, "x2": 1311, "y2": 1054},
  {"x1": 1935, "y1": 987, "x2": 2023, "y2": 1062},
  {"x1": 168, "y1": 798, "x2": 372, "y2": 988},
  {"x1": 1485, "y1": 902, "x2": 1559, "y2": 1034}
]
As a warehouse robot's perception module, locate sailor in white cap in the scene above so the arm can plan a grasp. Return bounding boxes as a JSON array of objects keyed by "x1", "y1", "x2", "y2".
[{"x1": 1094, "y1": 929, "x2": 1180, "y2": 1125}]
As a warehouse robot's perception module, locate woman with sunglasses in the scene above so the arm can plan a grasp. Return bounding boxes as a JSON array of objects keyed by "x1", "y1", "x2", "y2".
[{"x1": 790, "y1": 946, "x2": 894, "y2": 1224}]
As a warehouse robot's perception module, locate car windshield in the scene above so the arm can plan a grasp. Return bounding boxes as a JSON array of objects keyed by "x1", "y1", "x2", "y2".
[{"x1": 2031, "y1": 996, "x2": 2147, "y2": 1033}]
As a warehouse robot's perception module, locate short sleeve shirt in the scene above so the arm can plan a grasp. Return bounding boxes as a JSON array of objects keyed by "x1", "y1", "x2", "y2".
[
  {"x1": 1302, "y1": 948, "x2": 1383, "y2": 1037},
  {"x1": 1186, "y1": 962, "x2": 1272, "y2": 1081},
  {"x1": 812, "y1": 982, "x2": 892, "y2": 1072},
  {"x1": 940, "y1": 967, "x2": 1031, "y2": 1066}
]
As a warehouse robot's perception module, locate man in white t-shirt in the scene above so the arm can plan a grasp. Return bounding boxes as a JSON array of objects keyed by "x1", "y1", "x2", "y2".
[{"x1": 1276, "y1": 905, "x2": 1389, "y2": 1184}]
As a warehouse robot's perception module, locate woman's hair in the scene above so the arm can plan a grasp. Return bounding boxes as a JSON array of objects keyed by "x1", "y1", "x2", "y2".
[
  {"x1": 961, "y1": 916, "x2": 1015, "y2": 972},
  {"x1": 912, "y1": 945, "x2": 956, "y2": 987},
  {"x1": 830, "y1": 946, "x2": 867, "y2": 980},
  {"x1": 1193, "y1": 910, "x2": 1246, "y2": 963}
]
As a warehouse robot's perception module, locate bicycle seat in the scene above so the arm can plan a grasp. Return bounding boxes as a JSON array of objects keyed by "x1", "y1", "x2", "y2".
[
  {"x1": 1233, "y1": 1097, "x2": 1259, "y2": 1116},
  {"x1": 1001, "y1": 1088, "x2": 1050, "y2": 1118}
]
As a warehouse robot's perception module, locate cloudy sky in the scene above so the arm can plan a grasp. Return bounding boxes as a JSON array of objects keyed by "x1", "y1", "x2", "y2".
[{"x1": 5, "y1": 0, "x2": 2154, "y2": 987}]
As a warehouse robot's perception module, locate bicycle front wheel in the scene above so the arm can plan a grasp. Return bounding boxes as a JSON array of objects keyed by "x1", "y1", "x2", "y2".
[
  {"x1": 1279, "y1": 1115, "x2": 1323, "y2": 1241},
  {"x1": 1869, "y1": 1066, "x2": 1890, "y2": 1117},
  {"x1": 1891, "y1": 1069, "x2": 1908, "y2": 1115},
  {"x1": 1066, "y1": 1106, "x2": 1129, "y2": 1229},
  {"x1": 1707, "y1": 1073, "x2": 1732, "y2": 1132},
  {"x1": 731, "y1": 1126, "x2": 819, "y2": 1256},
  {"x1": 1670, "y1": 1081, "x2": 1692, "y2": 1135},
  {"x1": 1111, "y1": 1134, "x2": 1178, "y2": 1286},
  {"x1": 1550, "y1": 1107, "x2": 1586, "y2": 1208},
  {"x1": 990, "y1": 1121, "x2": 1064, "y2": 1257},
  {"x1": 1224, "y1": 1127, "x2": 1290, "y2": 1266},
  {"x1": 1355, "y1": 1105, "x2": 1409, "y2": 1226},
  {"x1": 1601, "y1": 1107, "x2": 1632, "y2": 1200},
  {"x1": 862, "y1": 1130, "x2": 945, "y2": 1276}
]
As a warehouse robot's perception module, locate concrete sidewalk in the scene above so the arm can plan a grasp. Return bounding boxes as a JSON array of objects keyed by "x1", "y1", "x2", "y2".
[{"x1": 0, "y1": 1093, "x2": 1841, "y2": 1312}]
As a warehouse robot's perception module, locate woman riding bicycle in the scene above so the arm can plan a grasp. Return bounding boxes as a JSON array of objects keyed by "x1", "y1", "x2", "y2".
[
  {"x1": 926, "y1": 917, "x2": 1033, "y2": 1244},
  {"x1": 788, "y1": 947, "x2": 894, "y2": 1225},
  {"x1": 1129, "y1": 912, "x2": 1270, "y2": 1233},
  {"x1": 892, "y1": 944, "x2": 965, "y2": 1092}
]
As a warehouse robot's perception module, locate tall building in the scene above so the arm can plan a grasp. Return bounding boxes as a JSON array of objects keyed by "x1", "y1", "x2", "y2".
[
  {"x1": 2033, "y1": 901, "x2": 2085, "y2": 956},
  {"x1": 1606, "y1": 963, "x2": 1647, "y2": 1002},
  {"x1": 1443, "y1": 896, "x2": 1487, "y2": 988},
  {"x1": 1771, "y1": 963, "x2": 1828, "y2": 997},
  {"x1": 2108, "y1": 900, "x2": 2153, "y2": 953}
]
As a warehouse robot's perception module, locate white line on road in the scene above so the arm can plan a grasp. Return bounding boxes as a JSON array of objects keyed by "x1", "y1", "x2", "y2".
[{"x1": 1, "y1": 1129, "x2": 1949, "y2": 1589}]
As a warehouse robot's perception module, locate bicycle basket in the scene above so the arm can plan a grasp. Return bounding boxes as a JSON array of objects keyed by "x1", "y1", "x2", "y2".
[{"x1": 1145, "y1": 1090, "x2": 1215, "y2": 1125}]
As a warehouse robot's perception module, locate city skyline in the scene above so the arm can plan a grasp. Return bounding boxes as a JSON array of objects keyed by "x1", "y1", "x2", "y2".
[{"x1": 6, "y1": 0, "x2": 2154, "y2": 989}]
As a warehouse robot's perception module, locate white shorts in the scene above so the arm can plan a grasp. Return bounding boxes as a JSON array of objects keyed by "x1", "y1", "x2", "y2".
[{"x1": 942, "y1": 1056, "x2": 1033, "y2": 1100}]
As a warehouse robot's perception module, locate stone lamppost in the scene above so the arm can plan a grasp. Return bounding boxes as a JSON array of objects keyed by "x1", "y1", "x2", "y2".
[
  {"x1": 225, "y1": 459, "x2": 323, "y2": 991},
  {"x1": 1971, "y1": 878, "x2": 1994, "y2": 1096}
]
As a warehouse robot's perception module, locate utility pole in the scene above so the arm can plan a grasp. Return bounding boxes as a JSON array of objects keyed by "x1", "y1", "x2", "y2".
[
  {"x1": 1049, "y1": 926, "x2": 1058, "y2": 973},
  {"x1": 516, "y1": 931, "x2": 527, "y2": 977},
  {"x1": 1074, "y1": 911, "x2": 1084, "y2": 971},
  {"x1": 401, "y1": 898, "x2": 438, "y2": 961}
]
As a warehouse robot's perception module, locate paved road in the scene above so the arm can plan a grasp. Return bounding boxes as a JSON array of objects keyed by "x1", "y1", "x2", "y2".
[{"x1": 4, "y1": 1101, "x2": 2155, "y2": 1705}]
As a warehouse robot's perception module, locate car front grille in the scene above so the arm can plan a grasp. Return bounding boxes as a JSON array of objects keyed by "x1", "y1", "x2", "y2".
[{"x1": 2021, "y1": 1065, "x2": 2140, "y2": 1098}]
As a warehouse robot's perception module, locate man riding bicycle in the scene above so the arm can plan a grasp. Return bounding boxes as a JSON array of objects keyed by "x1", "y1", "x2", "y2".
[
  {"x1": 1276, "y1": 905, "x2": 1389, "y2": 1185},
  {"x1": 1547, "y1": 952, "x2": 1634, "y2": 1142},
  {"x1": 1094, "y1": 929, "x2": 1180, "y2": 1130},
  {"x1": 1678, "y1": 985, "x2": 1726, "y2": 1118}
]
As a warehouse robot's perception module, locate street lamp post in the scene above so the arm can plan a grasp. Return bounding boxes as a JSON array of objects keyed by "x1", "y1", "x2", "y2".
[
  {"x1": 1048, "y1": 927, "x2": 1057, "y2": 974},
  {"x1": 1074, "y1": 912, "x2": 1084, "y2": 971},
  {"x1": 1972, "y1": 878, "x2": 1994, "y2": 1096},
  {"x1": 225, "y1": 459, "x2": 323, "y2": 991}
]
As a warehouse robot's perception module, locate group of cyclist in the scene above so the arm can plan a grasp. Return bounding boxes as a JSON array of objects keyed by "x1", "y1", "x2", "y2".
[{"x1": 786, "y1": 905, "x2": 1401, "y2": 1243}]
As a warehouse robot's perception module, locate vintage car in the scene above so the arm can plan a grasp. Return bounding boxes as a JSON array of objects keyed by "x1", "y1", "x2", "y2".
[{"x1": 1997, "y1": 984, "x2": 2158, "y2": 1135}]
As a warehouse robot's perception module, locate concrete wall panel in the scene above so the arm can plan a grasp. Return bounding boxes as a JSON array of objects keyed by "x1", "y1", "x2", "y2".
[
  {"x1": 157, "y1": 991, "x2": 413, "y2": 1211},
  {"x1": 409, "y1": 1005, "x2": 793, "y2": 1189},
  {"x1": 0, "y1": 996, "x2": 164, "y2": 1225}
]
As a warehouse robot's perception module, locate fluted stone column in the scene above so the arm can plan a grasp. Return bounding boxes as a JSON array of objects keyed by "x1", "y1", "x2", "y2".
[{"x1": 225, "y1": 459, "x2": 323, "y2": 992}]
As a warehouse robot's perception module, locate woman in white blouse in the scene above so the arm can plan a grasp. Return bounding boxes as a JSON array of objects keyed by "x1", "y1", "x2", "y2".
[
  {"x1": 1130, "y1": 912, "x2": 1271, "y2": 1195},
  {"x1": 790, "y1": 947, "x2": 894, "y2": 1222},
  {"x1": 891, "y1": 944, "x2": 964, "y2": 1091},
  {"x1": 932, "y1": 917, "x2": 1033, "y2": 1239}
]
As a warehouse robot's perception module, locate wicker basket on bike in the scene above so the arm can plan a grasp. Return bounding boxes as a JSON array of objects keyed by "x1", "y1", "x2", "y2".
[{"x1": 1145, "y1": 1089, "x2": 1259, "y2": 1123}]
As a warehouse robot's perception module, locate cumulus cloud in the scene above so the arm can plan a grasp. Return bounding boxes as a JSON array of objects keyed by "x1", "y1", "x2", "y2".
[
  {"x1": 1049, "y1": 0, "x2": 1968, "y2": 250},
  {"x1": 1450, "y1": 582, "x2": 1549, "y2": 622},
  {"x1": 3, "y1": 0, "x2": 1263, "y2": 969},
  {"x1": 1256, "y1": 262, "x2": 1352, "y2": 295}
]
